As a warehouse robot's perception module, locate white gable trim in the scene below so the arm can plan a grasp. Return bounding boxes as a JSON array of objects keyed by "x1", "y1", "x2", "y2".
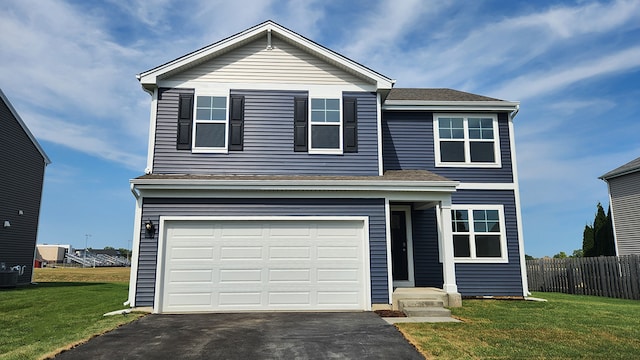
[
  {"x1": 137, "y1": 21, "x2": 395, "y2": 91},
  {"x1": 0, "y1": 88, "x2": 51, "y2": 165}
]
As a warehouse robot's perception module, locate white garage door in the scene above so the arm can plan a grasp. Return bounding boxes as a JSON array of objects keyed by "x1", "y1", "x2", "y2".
[{"x1": 159, "y1": 219, "x2": 368, "y2": 313}]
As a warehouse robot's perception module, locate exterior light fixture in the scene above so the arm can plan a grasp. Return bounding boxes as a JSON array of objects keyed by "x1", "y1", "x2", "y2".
[
  {"x1": 3, "y1": 221, "x2": 10, "y2": 228},
  {"x1": 144, "y1": 220, "x2": 155, "y2": 238}
]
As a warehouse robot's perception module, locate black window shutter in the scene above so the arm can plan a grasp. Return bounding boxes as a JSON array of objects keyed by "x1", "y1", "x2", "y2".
[
  {"x1": 229, "y1": 95, "x2": 245, "y2": 151},
  {"x1": 293, "y1": 96, "x2": 308, "y2": 152},
  {"x1": 177, "y1": 93, "x2": 194, "y2": 150},
  {"x1": 343, "y1": 97, "x2": 358, "y2": 153}
]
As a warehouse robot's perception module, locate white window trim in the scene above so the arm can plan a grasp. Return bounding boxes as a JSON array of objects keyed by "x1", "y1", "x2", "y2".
[
  {"x1": 451, "y1": 204, "x2": 508, "y2": 263},
  {"x1": 308, "y1": 93, "x2": 343, "y2": 155},
  {"x1": 433, "y1": 113, "x2": 501, "y2": 168},
  {"x1": 192, "y1": 92, "x2": 230, "y2": 154}
]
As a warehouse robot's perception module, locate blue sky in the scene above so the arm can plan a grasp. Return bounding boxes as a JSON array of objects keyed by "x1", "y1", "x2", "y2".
[{"x1": 1, "y1": 0, "x2": 639, "y2": 257}]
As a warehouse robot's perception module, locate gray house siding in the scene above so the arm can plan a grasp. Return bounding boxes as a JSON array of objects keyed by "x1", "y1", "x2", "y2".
[
  {"x1": 452, "y1": 190, "x2": 523, "y2": 296},
  {"x1": 136, "y1": 198, "x2": 387, "y2": 306},
  {"x1": 0, "y1": 98, "x2": 46, "y2": 285},
  {"x1": 608, "y1": 172, "x2": 640, "y2": 255},
  {"x1": 153, "y1": 89, "x2": 379, "y2": 175},
  {"x1": 411, "y1": 207, "x2": 444, "y2": 288},
  {"x1": 382, "y1": 111, "x2": 513, "y2": 183}
]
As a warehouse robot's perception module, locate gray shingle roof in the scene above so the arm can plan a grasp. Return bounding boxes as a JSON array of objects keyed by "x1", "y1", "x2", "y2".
[
  {"x1": 600, "y1": 156, "x2": 640, "y2": 180},
  {"x1": 386, "y1": 88, "x2": 503, "y2": 102},
  {"x1": 135, "y1": 170, "x2": 452, "y2": 182}
]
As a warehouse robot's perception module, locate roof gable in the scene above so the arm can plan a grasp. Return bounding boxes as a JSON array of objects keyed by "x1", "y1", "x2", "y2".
[
  {"x1": 0, "y1": 88, "x2": 51, "y2": 165},
  {"x1": 600, "y1": 156, "x2": 640, "y2": 180},
  {"x1": 138, "y1": 20, "x2": 395, "y2": 91}
]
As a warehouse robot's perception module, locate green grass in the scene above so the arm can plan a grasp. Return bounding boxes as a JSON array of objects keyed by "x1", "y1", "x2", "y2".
[
  {"x1": 397, "y1": 292, "x2": 640, "y2": 359},
  {"x1": 0, "y1": 268, "x2": 142, "y2": 360}
]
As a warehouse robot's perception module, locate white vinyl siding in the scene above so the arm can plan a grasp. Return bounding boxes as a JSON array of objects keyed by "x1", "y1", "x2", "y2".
[
  {"x1": 608, "y1": 171, "x2": 640, "y2": 255},
  {"x1": 163, "y1": 36, "x2": 371, "y2": 87},
  {"x1": 158, "y1": 218, "x2": 369, "y2": 313}
]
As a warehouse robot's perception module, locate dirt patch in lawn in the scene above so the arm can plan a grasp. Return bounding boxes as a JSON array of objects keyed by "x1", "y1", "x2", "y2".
[{"x1": 374, "y1": 310, "x2": 406, "y2": 317}]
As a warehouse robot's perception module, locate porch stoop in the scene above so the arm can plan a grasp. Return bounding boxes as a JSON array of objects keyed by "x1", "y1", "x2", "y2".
[{"x1": 392, "y1": 287, "x2": 462, "y2": 312}]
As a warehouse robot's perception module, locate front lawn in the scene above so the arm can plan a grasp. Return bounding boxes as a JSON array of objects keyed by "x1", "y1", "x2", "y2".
[
  {"x1": 397, "y1": 292, "x2": 640, "y2": 359},
  {"x1": 0, "y1": 268, "x2": 141, "y2": 360}
]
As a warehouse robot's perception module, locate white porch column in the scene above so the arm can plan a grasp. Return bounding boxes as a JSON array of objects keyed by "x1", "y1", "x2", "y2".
[{"x1": 439, "y1": 201, "x2": 460, "y2": 298}]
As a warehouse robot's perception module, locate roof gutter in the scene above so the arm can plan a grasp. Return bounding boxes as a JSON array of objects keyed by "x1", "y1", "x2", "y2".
[
  {"x1": 130, "y1": 178, "x2": 460, "y2": 194},
  {"x1": 382, "y1": 100, "x2": 519, "y2": 112}
]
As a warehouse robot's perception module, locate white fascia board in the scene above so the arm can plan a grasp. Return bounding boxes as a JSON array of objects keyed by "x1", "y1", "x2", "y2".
[
  {"x1": 130, "y1": 178, "x2": 459, "y2": 194},
  {"x1": 138, "y1": 21, "x2": 395, "y2": 90},
  {"x1": 382, "y1": 101, "x2": 519, "y2": 112}
]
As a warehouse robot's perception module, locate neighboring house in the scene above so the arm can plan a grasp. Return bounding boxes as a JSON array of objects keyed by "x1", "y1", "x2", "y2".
[
  {"x1": 0, "y1": 89, "x2": 50, "y2": 285},
  {"x1": 128, "y1": 21, "x2": 527, "y2": 313},
  {"x1": 600, "y1": 156, "x2": 640, "y2": 255},
  {"x1": 36, "y1": 244, "x2": 71, "y2": 264}
]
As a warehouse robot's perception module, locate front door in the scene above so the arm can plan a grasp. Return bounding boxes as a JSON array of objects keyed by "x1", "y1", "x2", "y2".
[{"x1": 391, "y1": 206, "x2": 414, "y2": 287}]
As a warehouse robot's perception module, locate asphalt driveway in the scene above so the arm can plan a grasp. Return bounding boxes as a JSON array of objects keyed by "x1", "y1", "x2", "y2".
[{"x1": 54, "y1": 312, "x2": 424, "y2": 359}]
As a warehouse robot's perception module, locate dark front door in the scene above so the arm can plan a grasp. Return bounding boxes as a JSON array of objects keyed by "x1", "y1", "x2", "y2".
[{"x1": 391, "y1": 210, "x2": 408, "y2": 281}]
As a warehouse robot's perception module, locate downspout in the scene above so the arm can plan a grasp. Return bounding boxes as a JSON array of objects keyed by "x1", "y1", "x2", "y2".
[
  {"x1": 509, "y1": 104, "x2": 530, "y2": 296},
  {"x1": 126, "y1": 183, "x2": 142, "y2": 307}
]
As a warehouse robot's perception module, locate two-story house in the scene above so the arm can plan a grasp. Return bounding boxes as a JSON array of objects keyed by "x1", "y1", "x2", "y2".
[
  {"x1": 1, "y1": 88, "x2": 50, "y2": 286},
  {"x1": 127, "y1": 21, "x2": 527, "y2": 313}
]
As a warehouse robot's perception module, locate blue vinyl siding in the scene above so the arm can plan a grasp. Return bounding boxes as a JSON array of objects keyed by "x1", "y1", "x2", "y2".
[
  {"x1": 382, "y1": 111, "x2": 513, "y2": 183},
  {"x1": 153, "y1": 89, "x2": 379, "y2": 175},
  {"x1": 135, "y1": 198, "x2": 387, "y2": 306},
  {"x1": 452, "y1": 190, "x2": 524, "y2": 296},
  {"x1": 411, "y1": 207, "x2": 444, "y2": 288}
]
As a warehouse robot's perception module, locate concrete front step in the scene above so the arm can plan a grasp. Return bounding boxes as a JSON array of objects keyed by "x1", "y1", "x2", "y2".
[
  {"x1": 402, "y1": 306, "x2": 452, "y2": 318},
  {"x1": 398, "y1": 299, "x2": 444, "y2": 309}
]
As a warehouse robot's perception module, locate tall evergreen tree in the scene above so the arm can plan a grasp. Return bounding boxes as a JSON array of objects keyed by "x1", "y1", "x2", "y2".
[
  {"x1": 593, "y1": 202, "x2": 607, "y2": 256},
  {"x1": 602, "y1": 207, "x2": 616, "y2": 256},
  {"x1": 582, "y1": 224, "x2": 595, "y2": 257}
]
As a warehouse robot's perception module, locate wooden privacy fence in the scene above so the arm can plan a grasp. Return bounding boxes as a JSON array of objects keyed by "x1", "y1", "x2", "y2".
[{"x1": 526, "y1": 255, "x2": 640, "y2": 300}]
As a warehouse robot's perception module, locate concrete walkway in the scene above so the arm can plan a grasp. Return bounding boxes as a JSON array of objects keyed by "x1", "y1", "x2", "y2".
[{"x1": 54, "y1": 312, "x2": 424, "y2": 360}]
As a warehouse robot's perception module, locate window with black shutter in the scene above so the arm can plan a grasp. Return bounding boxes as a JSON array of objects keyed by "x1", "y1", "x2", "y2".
[
  {"x1": 343, "y1": 97, "x2": 357, "y2": 153},
  {"x1": 293, "y1": 96, "x2": 308, "y2": 152},
  {"x1": 229, "y1": 95, "x2": 244, "y2": 151},
  {"x1": 176, "y1": 93, "x2": 193, "y2": 150}
]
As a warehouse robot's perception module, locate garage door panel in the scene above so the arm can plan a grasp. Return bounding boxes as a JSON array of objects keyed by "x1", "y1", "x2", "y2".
[
  {"x1": 317, "y1": 246, "x2": 359, "y2": 259},
  {"x1": 268, "y1": 269, "x2": 311, "y2": 282},
  {"x1": 169, "y1": 269, "x2": 213, "y2": 283},
  {"x1": 161, "y1": 219, "x2": 367, "y2": 312},
  {"x1": 268, "y1": 246, "x2": 311, "y2": 259},
  {"x1": 219, "y1": 269, "x2": 262, "y2": 283},
  {"x1": 220, "y1": 246, "x2": 262, "y2": 260}
]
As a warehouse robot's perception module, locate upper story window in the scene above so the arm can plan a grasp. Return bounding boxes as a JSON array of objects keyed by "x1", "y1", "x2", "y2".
[
  {"x1": 434, "y1": 114, "x2": 501, "y2": 167},
  {"x1": 193, "y1": 95, "x2": 228, "y2": 152},
  {"x1": 451, "y1": 205, "x2": 507, "y2": 263},
  {"x1": 309, "y1": 98, "x2": 342, "y2": 153}
]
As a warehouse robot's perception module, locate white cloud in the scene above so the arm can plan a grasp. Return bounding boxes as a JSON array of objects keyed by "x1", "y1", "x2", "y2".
[{"x1": 493, "y1": 46, "x2": 640, "y2": 100}]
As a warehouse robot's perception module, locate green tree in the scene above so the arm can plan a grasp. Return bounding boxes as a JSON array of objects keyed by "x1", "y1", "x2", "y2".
[
  {"x1": 602, "y1": 207, "x2": 616, "y2": 256},
  {"x1": 583, "y1": 203, "x2": 616, "y2": 257},
  {"x1": 582, "y1": 224, "x2": 595, "y2": 257},
  {"x1": 524, "y1": 254, "x2": 535, "y2": 260},
  {"x1": 593, "y1": 203, "x2": 607, "y2": 256},
  {"x1": 571, "y1": 249, "x2": 583, "y2": 258},
  {"x1": 553, "y1": 251, "x2": 568, "y2": 259}
]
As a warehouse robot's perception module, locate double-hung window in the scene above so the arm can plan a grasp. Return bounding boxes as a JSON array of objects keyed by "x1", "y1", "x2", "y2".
[
  {"x1": 434, "y1": 114, "x2": 500, "y2": 167},
  {"x1": 451, "y1": 205, "x2": 507, "y2": 262},
  {"x1": 193, "y1": 95, "x2": 228, "y2": 152},
  {"x1": 309, "y1": 98, "x2": 342, "y2": 153}
]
